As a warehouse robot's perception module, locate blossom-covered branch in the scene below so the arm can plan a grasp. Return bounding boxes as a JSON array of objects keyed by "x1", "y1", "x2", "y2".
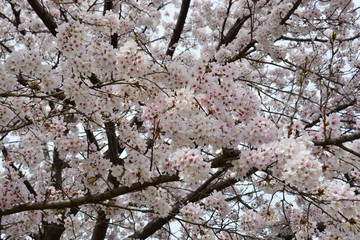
[{"x1": 0, "y1": 174, "x2": 179, "y2": 216}]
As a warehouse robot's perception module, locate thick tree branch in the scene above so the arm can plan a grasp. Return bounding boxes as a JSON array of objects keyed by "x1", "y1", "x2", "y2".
[
  {"x1": 0, "y1": 174, "x2": 179, "y2": 216},
  {"x1": 91, "y1": 210, "x2": 109, "y2": 240},
  {"x1": 27, "y1": 0, "x2": 58, "y2": 36},
  {"x1": 104, "y1": 121, "x2": 124, "y2": 189},
  {"x1": 312, "y1": 132, "x2": 360, "y2": 146},
  {"x1": 87, "y1": 128, "x2": 110, "y2": 239},
  {"x1": 9, "y1": 163, "x2": 37, "y2": 197},
  {"x1": 85, "y1": 129, "x2": 101, "y2": 151},
  {"x1": 165, "y1": 0, "x2": 191, "y2": 57},
  {"x1": 89, "y1": 73, "x2": 101, "y2": 85},
  {"x1": 39, "y1": 104, "x2": 75, "y2": 240},
  {"x1": 211, "y1": 149, "x2": 241, "y2": 168},
  {"x1": 103, "y1": 0, "x2": 118, "y2": 49},
  {"x1": 279, "y1": 0, "x2": 302, "y2": 25},
  {"x1": 104, "y1": 121, "x2": 123, "y2": 167},
  {"x1": 217, "y1": 0, "x2": 233, "y2": 50},
  {"x1": 37, "y1": 223, "x2": 65, "y2": 240},
  {"x1": 217, "y1": 14, "x2": 251, "y2": 50},
  {"x1": 51, "y1": 148, "x2": 64, "y2": 190},
  {"x1": 103, "y1": 0, "x2": 113, "y2": 14}
]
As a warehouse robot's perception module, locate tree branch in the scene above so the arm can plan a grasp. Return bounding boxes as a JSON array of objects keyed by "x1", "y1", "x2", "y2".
[
  {"x1": 3, "y1": 148, "x2": 37, "y2": 197},
  {"x1": 226, "y1": 40, "x2": 257, "y2": 63},
  {"x1": 89, "y1": 73, "x2": 101, "y2": 85},
  {"x1": 278, "y1": 35, "x2": 327, "y2": 43},
  {"x1": 337, "y1": 144, "x2": 360, "y2": 158},
  {"x1": 165, "y1": 0, "x2": 191, "y2": 57},
  {"x1": 279, "y1": 0, "x2": 302, "y2": 25},
  {"x1": 9, "y1": 2, "x2": 26, "y2": 35},
  {"x1": 91, "y1": 3, "x2": 117, "y2": 239},
  {"x1": 103, "y1": 0, "x2": 113, "y2": 15},
  {"x1": 217, "y1": 0, "x2": 233, "y2": 50},
  {"x1": 91, "y1": 210, "x2": 109, "y2": 240},
  {"x1": 36, "y1": 223, "x2": 65, "y2": 240},
  {"x1": 312, "y1": 132, "x2": 360, "y2": 146},
  {"x1": 226, "y1": 0, "x2": 303, "y2": 63},
  {"x1": 211, "y1": 149, "x2": 241, "y2": 168},
  {"x1": 130, "y1": 167, "x2": 263, "y2": 239},
  {"x1": 217, "y1": 14, "x2": 251, "y2": 50},
  {"x1": 104, "y1": 121, "x2": 123, "y2": 167},
  {"x1": 0, "y1": 174, "x2": 180, "y2": 216},
  {"x1": 104, "y1": 121, "x2": 124, "y2": 188},
  {"x1": 304, "y1": 99, "x2": 357, "y2": 129},
  {"x1": 51, "y1": 148, "x2": 64, "y2": 190},
  {"x1": 27, "y1": 0, "x2": 58, "y2": 36},
  {"x1": 130, "y1": 169, "x2": 232, "y2": 239},
  {"x1": 0, "y1": 41, "x2": 12, "y2": 53}
]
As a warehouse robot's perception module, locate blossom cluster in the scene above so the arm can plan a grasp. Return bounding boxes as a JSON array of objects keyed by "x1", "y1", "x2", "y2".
[
  {"x1": 173, "y1": 148, "x2": 211, "y2": 184},
  {"x1": 241, "y1": 137, "x2": 323, "y2": 190},
  {"x1": 140, "y1": 186, "x2": 172, "y2": 217},
  {"x1": 0, "y1": 174, "x2": 29, "y2": 211},
  {"x1": 203, "y1": 190, "x2": 230, "y2": 217},
  {"x1": 180, "y1": 202, "x2": 204, "y2": 223}
]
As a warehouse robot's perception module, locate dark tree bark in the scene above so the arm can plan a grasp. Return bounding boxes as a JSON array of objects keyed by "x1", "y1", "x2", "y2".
[
  {"x1": 91, "y1": 210, "x2": 109, "y2": 240},
  {"x1": 0, "y1": 174, "x2": 180, "y2": 216},
  {"x1": 37, "y1": 223, "x2": 65, "y2": 240},
  {"x1": 166, "y1": 0, "x2": 191, "y2": 57},
  {"x1": 217, "y1": 15, "x2": 251, "y2": 50},
  {"x1": 27, "y1": 0, "x2": 57, "y2": 36}
]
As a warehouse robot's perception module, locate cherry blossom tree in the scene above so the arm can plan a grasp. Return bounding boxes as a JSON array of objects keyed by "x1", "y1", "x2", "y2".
[{"x1": 0, "y1": 0, "x2": 360, "y2": 239}]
